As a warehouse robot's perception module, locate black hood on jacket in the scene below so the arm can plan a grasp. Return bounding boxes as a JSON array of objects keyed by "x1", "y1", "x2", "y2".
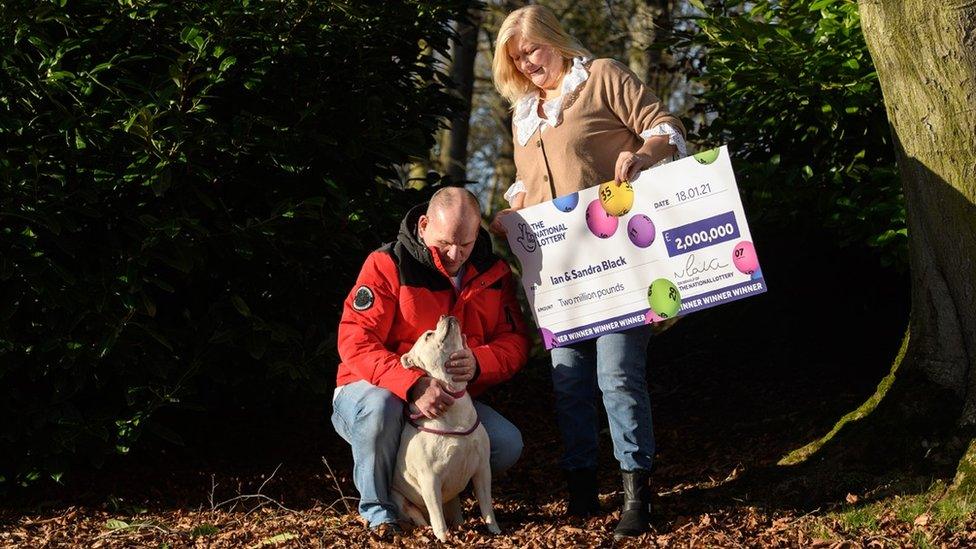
[{"x1": 395, "y1": 202, "x2": 497, "y2": 277}]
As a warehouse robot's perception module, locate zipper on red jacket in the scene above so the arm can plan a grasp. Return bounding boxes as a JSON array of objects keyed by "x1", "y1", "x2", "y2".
[{"x1": 452, "y1": 263, "x2": 507, "y2": 317}]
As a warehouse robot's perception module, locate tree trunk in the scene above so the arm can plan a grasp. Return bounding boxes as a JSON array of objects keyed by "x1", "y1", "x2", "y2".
[
  {"x1": 858, "y1": 0, "x2": 976, "y2": 420},
  {"x1": 407, "y1": 41, "x2": 438, "y2": 189},
  {"x1": 488, "y1": 95, "x2": 515, "y2": 216},
  {"x1": 407, "y1": 160, "x2": 431, "y2": 190},
  {"x1": 628, "y1": 0, "x2": 674, "y2": 102},
  {"x1": 857, "y1": 0, "x2": 976, "y2": 490},
  {"x1": 440, "y1": 8, "x2": 483, "y2": 184}
]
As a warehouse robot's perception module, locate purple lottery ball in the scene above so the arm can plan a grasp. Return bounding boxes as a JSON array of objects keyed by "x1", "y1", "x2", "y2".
[
  {"x1": 627, "y1": 214, "x2": 656, "y2": 248},
  {"x1": 585, "y1": 199, "x2": 619, "y2": 238},
  {"x1": 540, "y1": 328, "x2": 557, "y2": 348},
  {"x1": 553, "y1": 192, "x2": 580, "y2": 213}
]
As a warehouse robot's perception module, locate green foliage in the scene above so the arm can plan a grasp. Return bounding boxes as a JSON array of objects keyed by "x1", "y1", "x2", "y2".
[
  {"x1": 933, "y1": 490, "x2": 976, "y2": 528},
  {"x1": 680, "y1": 0, "x2": 906, "y2": 267},
  {"x1": 252, "y1": 532, "x2": 299, "y2": 547},
  {"x1": 911, "y1": 530, "x2": 934, "y2": 549},
  {"x1": 834, "y1": 504, "x2": 880, "y2": 531},
  {"x1": 104, "y1": 519, "x2": 132, "y2": 531},
  {"x1": 190, "y1": 523, "x2": 219, "y2": 538},
  {"x1": 893, "y1": 495, "x2": 929, "y2": 523},
  {"x1": 0, "y1": 0, "x2": 469, "y2": 486},
  {"x1": 817, "y1": 481, "x2": 976, "y2": 540}
]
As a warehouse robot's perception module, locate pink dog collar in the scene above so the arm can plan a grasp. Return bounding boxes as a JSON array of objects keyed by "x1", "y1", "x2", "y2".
[
  {"x1": 404, "y1": 388, "x2": 473, "y2": 434},
  {"x1": 406, "y1": 415, "x2": 481, "y2": 437}
]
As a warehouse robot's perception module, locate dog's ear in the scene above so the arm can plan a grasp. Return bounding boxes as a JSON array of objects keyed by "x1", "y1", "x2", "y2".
[{"x1": 401, "y1": 353, "x2": 415, "y2": 369}]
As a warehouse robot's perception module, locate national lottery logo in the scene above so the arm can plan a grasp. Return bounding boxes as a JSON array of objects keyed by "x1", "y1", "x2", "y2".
[
  {"x1": 519, "y1": 220, "x2": 569, "y2": 251},
  {"x1": 515, "y1": 223, "x2": 538, "y2": 253}
]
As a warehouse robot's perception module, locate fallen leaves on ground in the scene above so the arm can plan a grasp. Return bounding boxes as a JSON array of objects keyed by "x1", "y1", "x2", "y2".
[{"x1": 3, "y1": 302, "x2": 970, "y2": 547}]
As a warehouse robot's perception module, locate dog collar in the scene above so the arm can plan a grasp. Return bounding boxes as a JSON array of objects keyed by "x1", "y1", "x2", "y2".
[
  {"x1": 404, "y1": 388, "x2": 465, "y2": 422},
  {"x1": 404, "y1": 405, "x2": 481, "y2": 436},
  {"x1": 407, "y1": 415, "x2": 481, "y2": 437}
]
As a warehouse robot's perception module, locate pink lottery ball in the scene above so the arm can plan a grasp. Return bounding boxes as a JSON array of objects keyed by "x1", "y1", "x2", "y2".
[
  {"x1": 732, "y1": 241, "x2": 759, "y2": 274},
  {"x1": 627, "y1": 214, "x2": 656, "y2": 248},
  {"x1": 585, "y1": 199, "x2": 619, "y2": 238},
  {"x1": 644, "y1": 309, "x2": 665, "y2": 324}
]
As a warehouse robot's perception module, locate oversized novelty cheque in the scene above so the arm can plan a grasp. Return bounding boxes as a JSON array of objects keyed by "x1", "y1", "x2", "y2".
[{"x1": 500, "y1": 146, "x2": 766, "y2": 349}]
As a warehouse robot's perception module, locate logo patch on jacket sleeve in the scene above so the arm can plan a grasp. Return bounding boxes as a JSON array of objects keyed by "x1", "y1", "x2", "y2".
[{"x1": 353, "y1": 286, "x2": 375, "y2": 311}]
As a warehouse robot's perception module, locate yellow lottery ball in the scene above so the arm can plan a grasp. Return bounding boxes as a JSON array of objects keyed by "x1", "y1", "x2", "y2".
[{"x1": 598, "y1": 180, "x2": 634, "y2": 217}]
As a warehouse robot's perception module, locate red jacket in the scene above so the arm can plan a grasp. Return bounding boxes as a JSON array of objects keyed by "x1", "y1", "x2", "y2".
[{"x1": 336, "y1": 205, "x2": 529, "y2": 401}]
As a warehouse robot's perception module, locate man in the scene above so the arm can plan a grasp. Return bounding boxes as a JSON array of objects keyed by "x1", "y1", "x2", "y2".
[{"x1": 331, "y1": 187, "x2": 529, "y2": 537}]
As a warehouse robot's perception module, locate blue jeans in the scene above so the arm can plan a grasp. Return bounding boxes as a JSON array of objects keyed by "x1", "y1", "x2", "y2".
[
  {"x1": 330, "y1": 380, "x2": 523, "y2": 527},
  {"x1": 550, "y1": 326, "x2": 654, "y2": 472}
]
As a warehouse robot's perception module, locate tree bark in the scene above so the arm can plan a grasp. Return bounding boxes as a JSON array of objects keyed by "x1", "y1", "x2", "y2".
[
  {"x1": 407, "y1": 40, "x2": 437, "y2": 189},
  {"x1": 858, "y1": 0, "x2": 976, "y2": 424},
  {"x1": 628, "y1": 0, "x2": 674, "y2": 102},
  {"x1": 489, "y1": 104, "x2": 515, "y2": 215},
  {"x1": 439, "y1": 8, "x2": 484, "y2": 184}
]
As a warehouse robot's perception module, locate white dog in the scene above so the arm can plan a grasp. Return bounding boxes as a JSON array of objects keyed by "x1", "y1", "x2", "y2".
[{"x1": 391, "y1": 315, "x2": 501, "y2": 541}]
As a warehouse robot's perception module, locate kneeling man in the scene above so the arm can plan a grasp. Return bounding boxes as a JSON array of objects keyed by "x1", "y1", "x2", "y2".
[{"x1": 331, "y1": 187, "x2": 529, "y2": 537}]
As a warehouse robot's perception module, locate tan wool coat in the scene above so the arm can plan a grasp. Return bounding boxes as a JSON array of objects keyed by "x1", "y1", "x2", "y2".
[{"x1": 513, "y1": 58, "x2": 686, "y2": 208}]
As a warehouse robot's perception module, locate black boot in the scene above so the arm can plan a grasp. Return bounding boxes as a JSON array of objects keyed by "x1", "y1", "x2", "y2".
[
  {"x1": 613, "y1": 469, "x2": 652, "y2": 539},
  {"x1": 564, "y1": 468, "x2": 600, "y2": 517}
]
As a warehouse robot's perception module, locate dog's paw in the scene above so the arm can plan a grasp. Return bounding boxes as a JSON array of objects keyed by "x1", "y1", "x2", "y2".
[
  {"x1": 432, "y1": 529, "x2": 450, "y2": 543},
  {"x1": 487, "y1": 523, "x2": 501, "y2": 535}
]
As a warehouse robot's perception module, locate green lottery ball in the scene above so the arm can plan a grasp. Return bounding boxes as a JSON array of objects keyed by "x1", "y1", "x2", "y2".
[
  {"x1": 694, "y1": 148, "x2": 720, "y2": 165},
  {"x1": 647, "y1": 278, "x2": 681, "y2": 318}
]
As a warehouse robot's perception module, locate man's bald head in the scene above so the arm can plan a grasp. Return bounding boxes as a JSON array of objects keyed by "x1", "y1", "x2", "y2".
[
  {"x1": 426, "y1": 186, "x2": 482, "y2": 219},
  {"x1": 418, "y1": 187, "x2": 483, "y2": 275}
]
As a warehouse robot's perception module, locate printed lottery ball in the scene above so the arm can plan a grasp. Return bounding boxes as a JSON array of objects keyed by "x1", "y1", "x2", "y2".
[
  {"x1": 732, "y1": 241, "x2": 760, "y2": 274},
  {"x1": 694, "y1": 148, "x2": 720, "y2": 165},
  {"x1": 598, "y1": 180, "x2": 635, "y2": 217},
  {"x1": 553, "y1": 192, "x2": 580, "y2": 213},
  {"x1": 644, "y1": 309, "x2": 665, "y2": 324},
  {"x1": 585, "y1": 199, "x2": 619, "y2": 238},
  {"x1": 540, "y1": 328, "x2": 557, "y2": 348},
  {"x1": 647, "y1": 278, "x2": 681, "y2": 319},
  {"x1": 627, "y1": 214, "x2": 656, "y2": 248}
]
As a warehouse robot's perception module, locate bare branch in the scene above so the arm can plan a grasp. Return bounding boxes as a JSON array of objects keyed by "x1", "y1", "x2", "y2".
[{"x1": 321, "y1": 456, "x2": 353, "y2": 515}]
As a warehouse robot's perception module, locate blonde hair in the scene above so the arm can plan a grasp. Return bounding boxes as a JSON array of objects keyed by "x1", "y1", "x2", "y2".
[{"x1": 492, "y1": 5, "x2": 591, "y2": 105}]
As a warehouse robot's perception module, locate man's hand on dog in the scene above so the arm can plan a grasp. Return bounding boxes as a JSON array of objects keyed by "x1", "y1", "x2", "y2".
[
  {"x1": 446, "y1": 343, "x2": 477, "y2": 383},
  {"x1": 409, "y1": 377, "x2": 456, "y2": 419}
]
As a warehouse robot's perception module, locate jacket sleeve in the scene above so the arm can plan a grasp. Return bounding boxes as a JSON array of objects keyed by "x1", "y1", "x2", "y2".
[
  {"x1": 337, "y1": 251, "x2": 423, "y2": 401},
  {"x1": 468, "y1": 270, "x2": 530, "y2": 395}
]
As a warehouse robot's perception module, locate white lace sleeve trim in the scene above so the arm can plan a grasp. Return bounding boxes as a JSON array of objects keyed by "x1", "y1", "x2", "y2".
[
  {"x1": 512, "y1": 96, "x2": 538, "y2": 147},
  {"x1": 639, "y1": 123, "x2": 687, "y2": 163},
  {"x1": 503, "y1": 180, "x2": 527, "y2": 205},
  {"x1": 513, "y1": 57, "x2": 591, "y2": 146}
]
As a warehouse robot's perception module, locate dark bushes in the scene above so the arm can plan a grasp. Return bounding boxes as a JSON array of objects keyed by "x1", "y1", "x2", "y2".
[{"x1": 0, "y1": 0, "x2": 468, "y2": 486}]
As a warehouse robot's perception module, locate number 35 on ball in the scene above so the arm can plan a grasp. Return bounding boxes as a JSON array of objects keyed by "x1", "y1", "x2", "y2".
[{"x1": 598, "y1": 180, "x2": 635, "y2": 217}]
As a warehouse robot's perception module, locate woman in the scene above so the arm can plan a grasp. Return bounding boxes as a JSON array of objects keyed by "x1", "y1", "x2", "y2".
[{"x1": 489, "y1": 5, "x2": 687, "y2": 540}]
